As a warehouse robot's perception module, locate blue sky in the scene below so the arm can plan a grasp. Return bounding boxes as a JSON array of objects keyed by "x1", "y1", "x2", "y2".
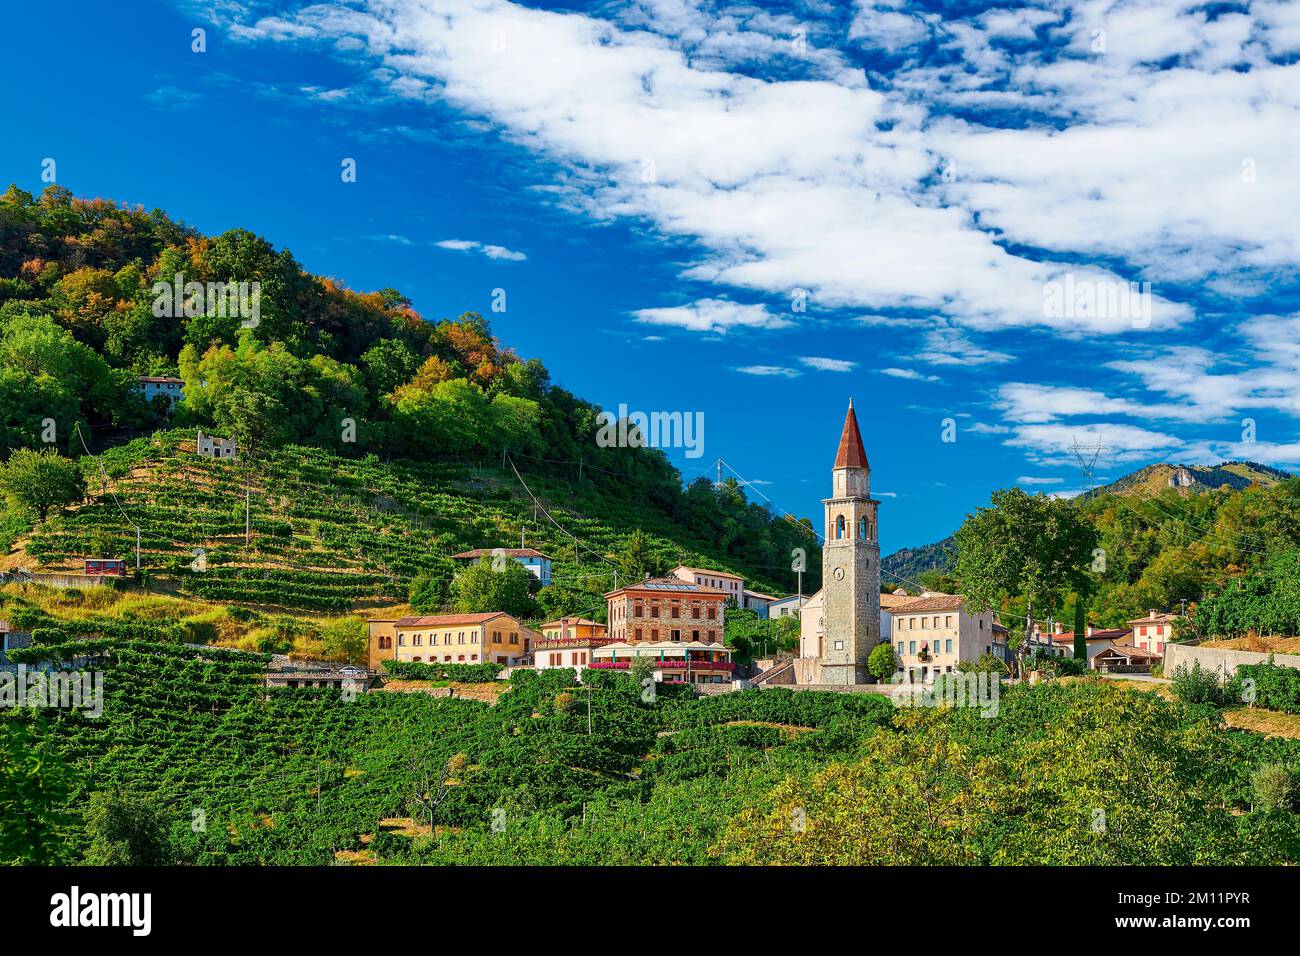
[{"x1": 3, "y1": 0, "x2": 1300, "y2": 557}]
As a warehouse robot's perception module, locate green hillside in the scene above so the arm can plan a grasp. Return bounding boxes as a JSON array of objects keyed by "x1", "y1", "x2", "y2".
[
  {"x1": 8, "y1": 636, "x2": 1298, "y2": 866},
  {"x1": 881, "y1": 535, "x2": 956, "y2": 585},
  {"x1": 1081, "y1": 460, "x2": 1292, "y2": 500},
  {"x1": 7, "y1": 428, "x2": 814, "y2": 620}
]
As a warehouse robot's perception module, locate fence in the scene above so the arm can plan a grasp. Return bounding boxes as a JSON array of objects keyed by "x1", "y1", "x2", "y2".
[{"x1": 1164, "y1": 642, "x2": 1300, "y2": 681}]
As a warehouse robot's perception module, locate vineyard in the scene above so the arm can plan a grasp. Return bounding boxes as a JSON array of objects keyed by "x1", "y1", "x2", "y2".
[
  {"x1": 17, "y1": 429, "x2": 804, "y2": 614},
  {"x1": 8, "y1": 638, "x2": 1300, "y2": 865}
]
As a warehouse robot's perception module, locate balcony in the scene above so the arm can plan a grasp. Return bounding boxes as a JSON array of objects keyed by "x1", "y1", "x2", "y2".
[
  {"x1": 589, "y1": 659, "x2": 733, "y2": 672},
  {"x1": 534, "y1": 636, "x2": 617, "y2": 650}
]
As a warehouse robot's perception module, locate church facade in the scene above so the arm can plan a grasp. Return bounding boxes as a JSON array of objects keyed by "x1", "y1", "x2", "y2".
[{"x1": 795, "y1": 401, "x2": 882, "y2": 685}]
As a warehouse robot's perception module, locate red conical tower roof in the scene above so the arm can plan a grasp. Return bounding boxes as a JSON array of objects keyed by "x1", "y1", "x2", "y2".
[{"x1": 834, "y1": 399, "x2": 869, "y2": 470}]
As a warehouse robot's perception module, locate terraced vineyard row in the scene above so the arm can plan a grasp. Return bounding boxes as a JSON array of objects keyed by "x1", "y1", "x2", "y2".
[{"x1": 22, "y1": 430, "x2": 797, "y2": 612}]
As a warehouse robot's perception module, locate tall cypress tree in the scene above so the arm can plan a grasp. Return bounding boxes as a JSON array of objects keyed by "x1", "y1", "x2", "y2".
[{"x1": 1073, "y1": 598, "x2": 1088, "y2": 662}]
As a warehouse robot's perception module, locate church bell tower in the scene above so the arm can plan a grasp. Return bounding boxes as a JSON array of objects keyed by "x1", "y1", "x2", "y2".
[{"x1": 819, "y1": 400, "x2": 881, "y2": 684}]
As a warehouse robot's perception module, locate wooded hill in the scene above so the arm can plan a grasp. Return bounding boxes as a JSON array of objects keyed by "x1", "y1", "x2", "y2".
[
  {"x1": 0, "y1": 184, "x2": 818, "y2": 606},
  {"x1": 883, "y1": 463, "x2": 1300, "y2": 632}
]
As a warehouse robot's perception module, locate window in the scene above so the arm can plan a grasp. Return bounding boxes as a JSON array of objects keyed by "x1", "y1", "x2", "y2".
[
  {"x1": 945, "y1": 639, "x2": 952, "y2": 653},
  {"x1": 921, "y1": 617, "x2": 929, "y2": 628},
  {"x1": 458, "y1": 632, "x2": 466, "y2": 644},
  {"x1": 398, "y1": 635, "x2": 406, "y2": 647},
  {"x1": 692, "y1": 630, "x2": 700, "y2": 641},
  {"x1": 834, "y1": 640, "x2": 844, "y2": 650},
  {"x1": 650, "y1": 629, "x2": 659, "y2": 641},
  {"x1": 414, "y1": 635, "x2": 422, "y2": 646},
  {"x1": 707, "y1": 630, "x2": 715, "y2": 642},
  {"x1": 651, "y1": 605, "x2": 660, "y2": 618},
  {"x1": 945, "y1": 615, "x2": 953, "y2": 627},
  {"x1": 909, "y1": 641, "x2": 916, "y2": 654},
  {"x1": 692, "y1": 607, "x2": 701, "y2": 620},
  {"x1": 707, "y1": 607, "x2": 717, "y2": 620},
  {"x1": 634, "y1": 604, "x2": 643, "y2": 618},
  {"x1": 897, "y1": 642, "x2": 903, "y2": 654},
  {"x1": 634, "y1": 627, "x2": 643, "y2": 641},
  {"x1": 458, "y1": 655, "x2": 465, "y2": 662},
  {"x1": 836, "y1": 514, "x2": 845, "y2": 539},
  {"x1": 671, "y1": 604, "x2": 680, "y2": 617},
  {"x1": 859, "y1": 516, "x2": 868, "y2": 539},
  {"x1": 671, "y1": 629, "x2": 681, "y2": 642},
  {"x1": 413, "y1": 656, "x2": 421, "y2": 662}
]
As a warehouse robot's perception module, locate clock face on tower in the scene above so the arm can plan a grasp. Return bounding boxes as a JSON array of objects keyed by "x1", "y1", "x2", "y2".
[{"x1": 833, "y1": 567, "x2": 845, "y2": 581}]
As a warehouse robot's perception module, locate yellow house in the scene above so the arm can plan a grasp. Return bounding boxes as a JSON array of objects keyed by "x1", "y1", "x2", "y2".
[
  {"x1": 538, "y1": 617, "x2": 607, "y2": 642},
  {"x1": 392, "y1": 612, "x2": 535, "y2": 666}
]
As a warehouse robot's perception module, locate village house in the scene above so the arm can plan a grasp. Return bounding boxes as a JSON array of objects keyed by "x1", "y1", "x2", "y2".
[
  {"x1": 767, "y1": 594, "x2": 809, "y2": 619},
  {"x1": 1042, "y1": 623, "x2": 1132, "y2": 668},
  {"x1": 0, "y1": 619, "x2": 31, "y2": 668},
  {"x1": 604, "y1": 577, "x2": 732, "y2": 683},
  {"x1": 367, "y1": 613, "x2": 535, "y2": 669},
  {"x1": 533, "y1": 617, "x2": 611, "y2": 672},
  {"x1": 889, "y1": 593, "x2": 1007, "y2": 681},
  {"x1": 740, "y1": 589, "x2": 779, "y2": 617},
  {"x1": 366, "y1": 619, "x2": 398, "y2": 671},
  {"x1": 450, "y1": 547, "x2": 553, "y2": 586},
  {"x1": 196, "y1": 429, "x2": 237, "y2": 460},
  {"x1": 135, "y1": 375, "x2": 185, "y2": 408},
  {"x1": 1093, "y1": 643, "x2": 1161, "y2": 673},
  {"x1": 670, "y1": 564, "x2": 744, "y2": 604},
  {"x1": 1129, "y1": 610, "x2": 1178, "y2": 655}
]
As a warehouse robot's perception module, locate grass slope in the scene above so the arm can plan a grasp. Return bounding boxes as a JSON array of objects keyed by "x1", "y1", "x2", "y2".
[{"x1": 13, "y1": 429, "x2": 803, "y2": 614}]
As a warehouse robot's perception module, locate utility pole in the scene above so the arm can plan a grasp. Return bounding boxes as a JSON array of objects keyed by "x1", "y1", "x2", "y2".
[{"x1": 716, "y1": 458, "x2": 722, "y2": 489}]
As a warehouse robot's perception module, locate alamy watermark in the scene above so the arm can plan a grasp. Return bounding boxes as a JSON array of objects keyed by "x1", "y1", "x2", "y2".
[
  {"x1": 596, "y1": 404, "x2": 704, "y2": 459},
  {"x1": 890, "y1": 669, "x2": 999, "y2": 718},
  {"x1": 151, "y1": 272, "x2": 261, "y2": 328},
  {"x1": 0, "y1": 665, "x2": 103, "y2": 717},
  {"x1": 1042, "y1": 274, "x2": 1151, "y2": 328}
]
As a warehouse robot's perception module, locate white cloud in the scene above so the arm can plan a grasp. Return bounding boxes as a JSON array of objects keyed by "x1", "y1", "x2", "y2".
[
  {"x1": 214, "y1": 0, "x2": 1256, "y2": 337},
  {"x1": 434, "y1": 238, "x2": 527, "y2": 261},
  {"x1": 634, "y1": 298, "x2": 791, "y2": 333},
  {"x1": 800, "y1": 356, "x2": 857, "y2": 372},
  {"x1": 916, "y1": 328, "x2": 1014, "y2": 367},
  {"x1": 1016, "y1": 475, "x2": 1065, "y2": 485},
  {"x1": 881, "y1": 367, "x2": 938, "y2": 382},
  {"x1": 1006, "y1": 422, "x2": 1184, "y2": 464},
  {"x1": 735, "y1": 364, "x2": 800, "y2": 377}
]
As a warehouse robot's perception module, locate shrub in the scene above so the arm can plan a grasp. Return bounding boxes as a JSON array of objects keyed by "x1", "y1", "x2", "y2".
[
  {"x1": 381, "y1": 659, "x2": 502, "y2": 683},
  {"x1": 1237, "y1": 658, "x2": 1300, "y2": 715},
  {"x1": 867, "y1": 641, "x2": 897, "y2": 681},
  {"x1": 1171, "y1": 661, "x2": 1241, "y2": 708},
  {"x1": 1251, "y1": 764, "x2": 1294, "y2": 813}
]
